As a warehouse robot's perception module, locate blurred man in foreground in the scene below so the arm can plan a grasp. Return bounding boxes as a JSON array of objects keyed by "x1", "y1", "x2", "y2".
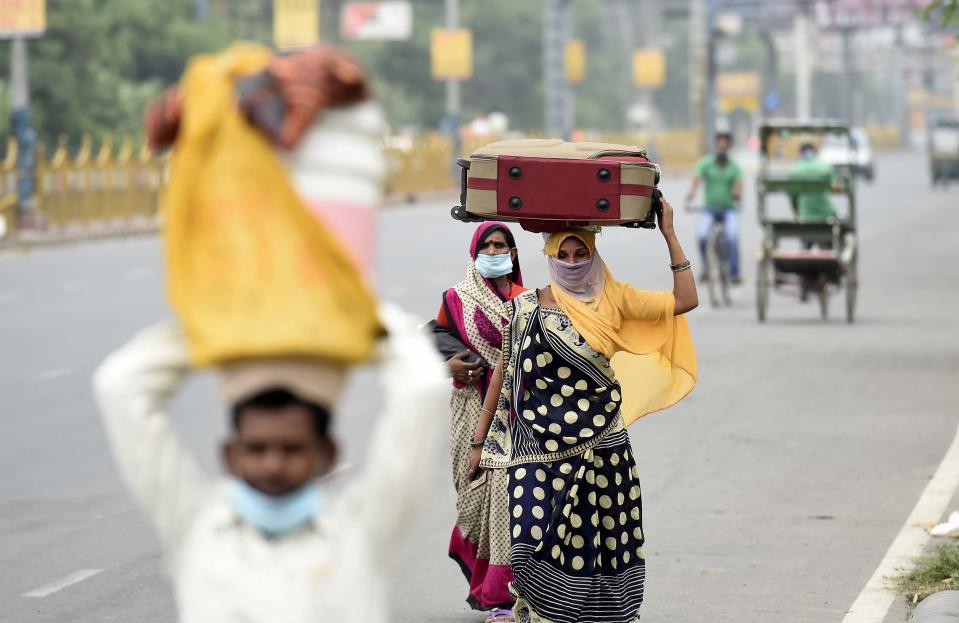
[
  {"x1": 95, "y1": 310, "x2": 446, "y2": 623},
  {"x1": 95, "y1": 44, "x2": 449, "y2": 623}
]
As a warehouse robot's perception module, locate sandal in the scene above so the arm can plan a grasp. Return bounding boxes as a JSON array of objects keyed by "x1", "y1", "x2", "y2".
[{"x1": 485, "y1": 609, "x2": 515, "y2": 623}]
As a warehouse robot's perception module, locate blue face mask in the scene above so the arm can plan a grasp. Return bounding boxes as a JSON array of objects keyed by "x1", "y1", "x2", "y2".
[
  {"x1": 800, "y1": 148, "x2": 816, "y2": 160},
  {"x1": 474, "y1": 252, "x2": 514, "y2": 278},
  {"x1": 230, "y1": 477, "x2": 323, "y2": 538}
]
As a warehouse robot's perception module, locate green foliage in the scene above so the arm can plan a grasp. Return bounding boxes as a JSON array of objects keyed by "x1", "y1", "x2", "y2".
[
  {"x1": 4, "y1": 0, "x2": 695, "y2": 143},
  {"x1": 923, "y1": 0, "x2": 959, "y2": 26},
  {"x1": 2, "y1": 0, "x2": 229, "y2": 146},
  {"x1": 896, "y1": 544, "x2": 959, "y2": 605}
]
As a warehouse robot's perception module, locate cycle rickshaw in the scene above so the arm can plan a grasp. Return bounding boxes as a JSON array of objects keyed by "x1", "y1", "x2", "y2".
[{"x1": 756, "y1": 120, "x2": 858, "y2": 323}]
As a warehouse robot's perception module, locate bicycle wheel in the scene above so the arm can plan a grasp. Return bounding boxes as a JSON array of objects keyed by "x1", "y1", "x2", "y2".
[
  {"x1": 706, "y1": 227, "x2": 722, "y2": 308},
  {"x1": 718, "y1": 237, "x2": 732, "y2": 306}
]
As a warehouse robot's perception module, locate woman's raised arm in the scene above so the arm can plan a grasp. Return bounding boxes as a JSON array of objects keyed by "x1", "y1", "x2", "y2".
[{"x1": 658, "y1": 197, "x2": 698, "y2": 315}]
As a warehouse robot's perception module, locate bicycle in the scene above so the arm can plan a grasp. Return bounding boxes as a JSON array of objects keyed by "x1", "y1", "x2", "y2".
[{"x1": 687, "y1": 205, "x2": 733, "y2": 308}]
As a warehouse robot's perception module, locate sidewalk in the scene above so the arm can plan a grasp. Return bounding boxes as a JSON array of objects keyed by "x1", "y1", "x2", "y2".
[{"x1": 882, "y1": 484, "x2": 959, "y2": 623}]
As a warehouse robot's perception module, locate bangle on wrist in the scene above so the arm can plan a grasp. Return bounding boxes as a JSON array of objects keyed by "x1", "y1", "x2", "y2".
[
  {"x1": 470, "y1": 439, "x2": 486, "y2": 448},
  {"x1": 480, "y1": 407, "x2": 495, "y2": 417},
  {"x1": 670, "y1": 259, "x2": 691, "y2": 273}
]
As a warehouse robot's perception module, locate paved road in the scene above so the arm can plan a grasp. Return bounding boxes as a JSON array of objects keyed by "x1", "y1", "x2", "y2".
[{"x1": 1, "y1": 151, "x2": 957, "y2": 622}]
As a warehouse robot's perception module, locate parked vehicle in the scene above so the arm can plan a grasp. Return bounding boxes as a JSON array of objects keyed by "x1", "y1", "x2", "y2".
[
  {"x1": 820, "y1": 128, "x2": 875, "y2": 182},
  {"x1": 929, "y1": 117, "x2": 959, "y2": 188}
]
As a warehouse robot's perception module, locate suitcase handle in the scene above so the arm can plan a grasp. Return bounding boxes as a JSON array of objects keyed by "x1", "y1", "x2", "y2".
[
  {"x1": 627, "y1": 189, "x2": 661, "y2": 229},
  {"x1": 451, "y1": 158, "x2": 484, "y2": 223}
]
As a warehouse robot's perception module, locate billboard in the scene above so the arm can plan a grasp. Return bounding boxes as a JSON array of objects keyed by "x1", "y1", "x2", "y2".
[
  {"x1": 633, "y1": 48, "x2": 665, "y2": 89},
  {"x1": 564, "y1": 40, "x2": 585, "y2": 84},
  {"x1": 814, "y1": 0, "x2": 927, "y2": 28},
  {"x1": 717, "y1": 72, "x2": 760, "y2": 113},
  {"x1": 341, "y1": 2, "x2": 412, "y2": 40},
  {"x1": 431, "y1": 28, "x2": 472, "y2": 80},
  {"x1": 0, "y1": 0, "x2": 46, "y2": 38},
  {"x1": 274, "y1": 0, "x2": 319, "y2": 50}
]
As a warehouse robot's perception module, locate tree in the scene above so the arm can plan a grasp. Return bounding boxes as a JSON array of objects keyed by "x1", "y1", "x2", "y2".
[
  {"x1": 924, "y1": 0, "x2": 959, "y2": 27},
  {"x1": 0, "y1": 0, "x2": 229, "y2": 146}
]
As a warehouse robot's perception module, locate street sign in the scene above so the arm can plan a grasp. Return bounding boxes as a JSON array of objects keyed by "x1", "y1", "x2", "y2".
[
  {"x1": 717, "y1": 72, "x2": 760, "y2": 113},
  {"x1": 341, "y1": 2, "x2": 412, "y2": 41},
  {"x1": 632, "y1": 48, "x2": 665, "y2": 89},
  {"x1": 0, "y1": 0, "x2": 46, "y2": 38},
  {"x1": 431, "y1": 28, "x2": 472, "y2": 80},
  {"x1": 814, "y1": 0, "x2": 927, "y2": 28},
  {"x1": 763, "y1": 90, "x2": 782, "y2": 112},
  {"x1": 274, "y1": 0, "x2": 319, "y2": 50},
  {"x1": 564, "y1": 39, "x2": 586, "y2": 84}
]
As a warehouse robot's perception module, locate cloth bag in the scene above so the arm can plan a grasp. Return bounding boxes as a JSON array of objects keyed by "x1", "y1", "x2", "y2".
[{"x1": 161, "y1": 44, "x2": 381, "y2": 367}]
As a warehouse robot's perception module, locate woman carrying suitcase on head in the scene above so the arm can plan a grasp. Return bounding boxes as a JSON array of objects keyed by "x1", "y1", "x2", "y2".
[{"x1": 467, "y1": 198, "x2": 697, "y2": 623}]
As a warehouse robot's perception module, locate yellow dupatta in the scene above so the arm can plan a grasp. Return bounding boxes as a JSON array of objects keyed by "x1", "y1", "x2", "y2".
[{"x1": 545, "y1": 230, "x2": 697, "y2": 426}]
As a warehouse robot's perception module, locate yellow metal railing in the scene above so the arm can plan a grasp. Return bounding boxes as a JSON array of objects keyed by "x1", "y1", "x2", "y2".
[
  {"x1": 383, "y1": 130, "x2": 703, "y2": 197},
  {"x1": 597, "y1": 130, "x2": 702, "y2": 169},
  {"x1": 2, "y1": 124, "x2": 903, "y2": 239},
  {"x1": 863, "y1": 125, "x2": 901, "y2": 151},
  {"x1": 385, "y1": 133, "x2": 454, "y2": 196},
  {"x1": 0, "y1": 138, "x2": 18, "y2": 240},
  {"x1": 34, "y1": 133, "x2": 165, "y2": 231}
]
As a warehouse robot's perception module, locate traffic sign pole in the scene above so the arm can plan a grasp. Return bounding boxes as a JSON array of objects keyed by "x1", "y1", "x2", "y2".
[{"x1": 10, "y1": 36, "x2": 36, "y2": 212}]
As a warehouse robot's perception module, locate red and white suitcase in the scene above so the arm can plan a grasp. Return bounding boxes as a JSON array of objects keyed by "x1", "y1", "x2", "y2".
[{"x1": 451, "y1": 138, "x2": 661, "y2": 233}]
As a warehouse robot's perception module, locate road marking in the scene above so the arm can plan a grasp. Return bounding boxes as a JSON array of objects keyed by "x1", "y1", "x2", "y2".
[
  {"x1": 842, "y1": 420, "x2": 959, "y2": 623},
  {"x1": 60, "y1": 279, "x2": 88, "y2": 293},
  {"x1": 22, "y1": 568, "x2": 103, "y2": 598},
  {"x1": 39, "y1": 367, "x2": 74, "y2": 380}
]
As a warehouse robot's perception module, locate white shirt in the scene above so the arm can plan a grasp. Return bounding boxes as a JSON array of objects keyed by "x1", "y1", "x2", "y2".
[{"x1": 93, "y1": 304, "x2": 449, "y2": 623}]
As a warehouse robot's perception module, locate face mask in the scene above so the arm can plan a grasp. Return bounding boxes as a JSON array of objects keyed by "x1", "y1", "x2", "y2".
[
  {"x1": 800, "y1": 148, "x2": 815, "y2": 160},
  {"x1": 547, "y1": 254, "x2": 602, "y2": 302},
  {"x1": 475, "y1": 252, "x2": 514, "y2": 278},
  {"x1": 230, "y1": 477, "x2": 323, "y2": 538},
  {"x1": 716, "y1": 152, "x2": 729, "y2": 166},
  {"x1": 554, "y1": 256, "x2": 594, "y2": 277}
]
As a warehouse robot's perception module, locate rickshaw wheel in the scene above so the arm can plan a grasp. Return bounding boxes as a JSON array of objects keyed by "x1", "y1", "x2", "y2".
[
  {"x1": 817, "y1": 286, "x2": 829, "y2": 320},
  {"x1": 844, "y1": 265, "x2": 858, "y2": 324},
  {"x1": 756, "y1": 255, "x2": 770, "y2": 323}
]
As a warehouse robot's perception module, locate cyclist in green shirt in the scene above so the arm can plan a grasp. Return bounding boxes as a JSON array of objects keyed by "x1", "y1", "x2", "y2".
[{"x1": 686, "y1": 132, "x2": 743, "y2": 284}]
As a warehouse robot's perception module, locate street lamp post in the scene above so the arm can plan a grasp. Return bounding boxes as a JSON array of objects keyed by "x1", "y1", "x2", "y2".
[
  {"x1": 445, "y1": 0, "x2": 461, "y2": 159},
  {"x1": 10, "y1": 36, "x2": 36, "y2": 218},
  {"x1": 793, "y1": 0, "x2": 814, "y2": 119},
  {"x1": 841, "y1": 26, "x2": 857, "y2": 125},
  {"x1": 444, "y1": 0, "x2": 463, "y2": 172},
  {"x1": 543, "y1": 0, "x2": 572, "y2": 139},
  {"x1": 704, "y1": 0, "x2": 719, "y2": 147}
]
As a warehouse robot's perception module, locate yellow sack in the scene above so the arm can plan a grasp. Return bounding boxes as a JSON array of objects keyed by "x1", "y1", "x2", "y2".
[{"x1": 163, "y1": 44, "x2": 381, "y2": 367}]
